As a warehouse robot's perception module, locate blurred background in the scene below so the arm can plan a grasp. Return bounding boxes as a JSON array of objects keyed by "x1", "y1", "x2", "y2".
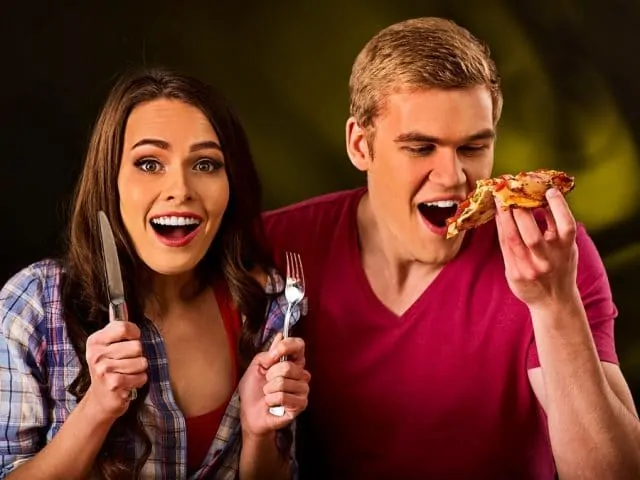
[{"x1": 1, "y1": 1, "x2": 639, "y2": 403}]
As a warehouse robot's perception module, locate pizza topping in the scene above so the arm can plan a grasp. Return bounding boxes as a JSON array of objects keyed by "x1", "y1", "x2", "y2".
[
  {"x1": 493, "y1": 179, "x2": 507, "y2": 191},
  {"x1": 444, "y1": 169, "x2": 575, "y2": 239}
]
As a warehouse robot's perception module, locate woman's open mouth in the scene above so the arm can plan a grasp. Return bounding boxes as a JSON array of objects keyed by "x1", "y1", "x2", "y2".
[{"x1": 150, "y1": 215, "x2": 202, "y2": 247}]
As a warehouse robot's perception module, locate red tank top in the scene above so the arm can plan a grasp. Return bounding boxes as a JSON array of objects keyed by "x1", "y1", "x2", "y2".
[{"x1": 185, "y1": 280, "x2": 241, "y2": 475}]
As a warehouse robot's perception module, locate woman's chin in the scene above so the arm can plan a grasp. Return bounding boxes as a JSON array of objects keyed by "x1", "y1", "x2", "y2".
[{"x1": 142, "y1": 255, "x2": 204, "y2": 278}]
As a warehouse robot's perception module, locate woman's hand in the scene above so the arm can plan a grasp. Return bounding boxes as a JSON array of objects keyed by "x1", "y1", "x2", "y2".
[
  {"x1": 84, "y1": 310, "x2": 148, "y2": 422},
  {"x1": 238, "y1": 333, "x2": 311, "y2": 439}
]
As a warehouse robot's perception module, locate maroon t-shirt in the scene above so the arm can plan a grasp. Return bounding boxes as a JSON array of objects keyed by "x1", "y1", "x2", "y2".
[{"x1": 263, "y1": 187, "x2": 618, "y2": 480}]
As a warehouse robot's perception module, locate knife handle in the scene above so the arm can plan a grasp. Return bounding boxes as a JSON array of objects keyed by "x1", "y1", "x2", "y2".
[
  {"x1": 108, "y1": 300, "x2": 136, "y2": 400},
  {"x1": 109, "y1": 300, "x2": 128, "y2": 323}
]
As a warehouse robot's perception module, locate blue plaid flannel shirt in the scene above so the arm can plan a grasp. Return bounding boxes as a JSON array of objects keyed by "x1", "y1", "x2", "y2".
[{"x1": 0, "y1": 259, "x2": 304, "y2": 479}]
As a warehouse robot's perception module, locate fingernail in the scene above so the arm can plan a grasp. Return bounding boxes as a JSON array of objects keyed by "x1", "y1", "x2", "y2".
[{"x1": 546, "y1": 188, "x2": 559, "y2": 198}]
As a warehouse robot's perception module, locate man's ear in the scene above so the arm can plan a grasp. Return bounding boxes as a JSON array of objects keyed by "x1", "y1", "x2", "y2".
[{"x1": 346, "y1": 117, "x2": 372, "y2": 172}]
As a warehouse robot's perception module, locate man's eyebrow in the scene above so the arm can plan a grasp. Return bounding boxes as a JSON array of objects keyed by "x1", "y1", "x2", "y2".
[
  {"x1": 393, "y1": 128, "x2": 495, "y2": 144},
  {"x1": 394, "y1": 132, "x2": 441, "y2": 144},
  {"x1": 464, "y1": 129, "x2": 495, "y2": 142}
]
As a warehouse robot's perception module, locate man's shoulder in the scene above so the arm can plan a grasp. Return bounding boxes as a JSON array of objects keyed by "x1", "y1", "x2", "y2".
[
  {"x1": 264, "y1": 188, "x2": 365, "y2": 220},
  {"x1": 263, "y1": 187, "x2": 365, "y2": 234},
  {"x1": 262, "y1": 188, "x2": 365, "y2": 262}
]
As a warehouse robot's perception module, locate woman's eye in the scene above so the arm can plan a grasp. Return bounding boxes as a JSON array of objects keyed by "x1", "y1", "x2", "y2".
[
  {"x1": 194, "y1": 158, "x2": 224, "y2": 173},
  {"x1": 134, "y1": 158, "x2": 162, "y2": 173}
]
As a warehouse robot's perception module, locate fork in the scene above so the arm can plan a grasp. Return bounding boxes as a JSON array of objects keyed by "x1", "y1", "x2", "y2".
[{"x1": 269, "y1": 251, "x2": 306, "y2": 417}]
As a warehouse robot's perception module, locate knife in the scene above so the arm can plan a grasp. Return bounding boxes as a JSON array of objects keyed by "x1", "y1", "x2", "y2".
[
  {"x1": 98, "y1": 211, "x2": 127, "y2": 323},
  {"x1": 98, "y1": 210, "x2": 137, "y2": 400}
]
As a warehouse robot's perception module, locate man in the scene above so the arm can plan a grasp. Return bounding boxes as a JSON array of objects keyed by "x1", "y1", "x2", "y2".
[{"x1": 264, "y1": 17, "x2": 640, "y2": 479}]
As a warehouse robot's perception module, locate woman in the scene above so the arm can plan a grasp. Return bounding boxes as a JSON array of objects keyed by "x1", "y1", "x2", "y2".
[{"x1": 0, "y1": 68, "x2": 310, "y2": 479}]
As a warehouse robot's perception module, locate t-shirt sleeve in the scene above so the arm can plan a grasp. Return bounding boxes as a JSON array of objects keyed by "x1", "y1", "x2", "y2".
[
  {"x1": 527, "y1": 223, "x2": 619, "y2": 369},
  {"x1": 0, "y1": 266, "x2": 50, "y2": 476}
]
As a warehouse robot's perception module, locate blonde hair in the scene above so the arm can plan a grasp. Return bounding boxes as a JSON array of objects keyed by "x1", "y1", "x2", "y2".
[{"x1": 349, "y1": 17, "x2": 503, "y2": 129}]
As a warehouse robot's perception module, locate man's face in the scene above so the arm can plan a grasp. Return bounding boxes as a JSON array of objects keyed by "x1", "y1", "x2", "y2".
[{"x1": 347, "y1": 86, "x2": 495, "y2": 265}]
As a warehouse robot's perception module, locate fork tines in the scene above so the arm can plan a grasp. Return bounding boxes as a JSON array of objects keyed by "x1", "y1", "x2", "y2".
[{"x1": 285, "y1": 251, "x2": 304, "y2": 286}]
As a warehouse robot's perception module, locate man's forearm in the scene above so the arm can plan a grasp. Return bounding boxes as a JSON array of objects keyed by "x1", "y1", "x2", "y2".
[
  {"x1": 7, "y1": 391, "x2": 115, "y2": 479},
  {"x1": 530, "y1": 292, "x2": 640, "y2": 479},
  {"x1": 239, "y1": 430, "x2": 290, "y2": 480}
]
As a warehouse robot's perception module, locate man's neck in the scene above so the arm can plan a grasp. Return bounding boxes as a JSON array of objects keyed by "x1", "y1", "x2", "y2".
[{"x1": 356, "y1": 193, "x2": 447, "y2": 315}]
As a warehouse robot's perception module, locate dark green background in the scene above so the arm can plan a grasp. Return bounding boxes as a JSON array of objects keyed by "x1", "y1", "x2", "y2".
[{"x1": 1, "y1": 1, "x2": 638, "y2": 403}]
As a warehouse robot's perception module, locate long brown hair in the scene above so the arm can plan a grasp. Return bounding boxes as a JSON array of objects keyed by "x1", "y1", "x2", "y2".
[{"x1": 61, "y1": 68, "x2": 275, "y2": 478}]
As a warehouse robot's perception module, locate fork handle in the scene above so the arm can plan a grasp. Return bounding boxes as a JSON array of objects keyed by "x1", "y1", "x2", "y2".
[
  {"x1": 278, "y1": 305, "x2": 293, "y2": 362},
  {"x1": 269, "y1": 304, "x2": 293, "y2": 417}
]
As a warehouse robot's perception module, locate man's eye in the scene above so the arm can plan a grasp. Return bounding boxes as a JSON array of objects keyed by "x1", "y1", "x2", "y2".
[
  {"x1": 404, "y1": 145, "x2": 435, "y2": 156},
  {"x1": 459, "y1": 145, "x2": 487, "y2": 156}
]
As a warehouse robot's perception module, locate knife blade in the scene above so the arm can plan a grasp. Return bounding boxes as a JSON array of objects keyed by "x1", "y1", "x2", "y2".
[
  {"x1": 98, "y1": 211, "x2": 138, "y2": 401},
  {"x1": 98, "y1": 211, "x2": 127, "y2": 323}
]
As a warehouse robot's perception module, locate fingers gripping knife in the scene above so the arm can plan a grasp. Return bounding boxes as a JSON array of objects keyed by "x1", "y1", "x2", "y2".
[{"x1": 98, "y1": 211, "x2": 137, "y2": 401}]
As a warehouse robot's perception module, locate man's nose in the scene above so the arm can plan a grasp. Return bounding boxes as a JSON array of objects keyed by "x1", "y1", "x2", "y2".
[{"x1": 430, "y1": 150, "x2": 466, "y2": 188}]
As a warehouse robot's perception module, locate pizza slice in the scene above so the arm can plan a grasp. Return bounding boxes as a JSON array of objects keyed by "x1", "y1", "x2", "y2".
[{"x1": 445, "y1": 169, "x2": 575, "y2": 239}]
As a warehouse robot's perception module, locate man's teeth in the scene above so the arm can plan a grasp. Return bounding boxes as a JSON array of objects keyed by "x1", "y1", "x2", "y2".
[
  {"x1": 151, "y1": 216, "x2": 201, "y2": 226},
  {"x1": 423, "y1": 200, "x2": 459, "y2": 208}
]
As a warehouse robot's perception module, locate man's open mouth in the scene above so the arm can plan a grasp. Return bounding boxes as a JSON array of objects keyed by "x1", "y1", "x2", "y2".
[{"x1": 417, "y1": 200, "x2": 459, "y2": 228}]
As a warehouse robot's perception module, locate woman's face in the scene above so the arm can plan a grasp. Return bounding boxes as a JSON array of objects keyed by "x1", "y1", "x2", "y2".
[{"x1": 117, "y1": 98, "x2": 230, "y2": 276}]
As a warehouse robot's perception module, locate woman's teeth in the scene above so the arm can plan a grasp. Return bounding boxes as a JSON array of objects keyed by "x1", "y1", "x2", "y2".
[{"x1": 150, "y1": 216, "x2": 201, "y2": 226}]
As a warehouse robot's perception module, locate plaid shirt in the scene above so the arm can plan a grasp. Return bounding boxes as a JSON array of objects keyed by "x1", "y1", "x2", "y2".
[{"x1": 0, "y1": 259, "x2": 303, "y2": 479}]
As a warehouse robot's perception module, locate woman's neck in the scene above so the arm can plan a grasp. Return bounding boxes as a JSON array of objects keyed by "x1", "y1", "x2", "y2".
[{"x1": 145, "y1": 270, "x2": 204, "y2": 317}]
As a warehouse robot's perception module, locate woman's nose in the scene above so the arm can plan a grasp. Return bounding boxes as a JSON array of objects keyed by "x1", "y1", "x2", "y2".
[{"x1": 163, "y1": 169, "x2": 193, "y2": 202}]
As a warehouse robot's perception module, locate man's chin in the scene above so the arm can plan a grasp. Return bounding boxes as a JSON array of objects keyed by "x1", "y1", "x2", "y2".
[{"x1": 415, "y1": 232, "x2": 465, "y2": 264}]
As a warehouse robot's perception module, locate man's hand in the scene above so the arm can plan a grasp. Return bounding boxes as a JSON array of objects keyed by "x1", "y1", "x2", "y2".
[{"x1": 495, "y1": 187, "x2": 580, "y2": 309}]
